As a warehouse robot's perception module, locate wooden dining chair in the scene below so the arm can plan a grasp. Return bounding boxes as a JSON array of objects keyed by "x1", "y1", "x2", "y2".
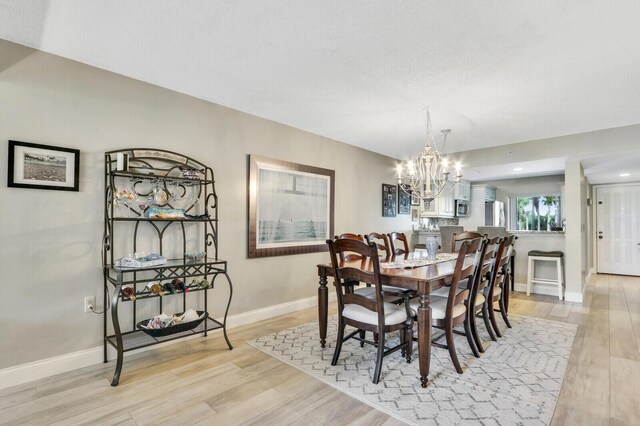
[
  {"x1": 410, "y1": 240, "x2": 478, "y2": 374},
  {"x1": 483, "y1": 237, "x2": 509, "y2": 338},
  {"x1": 467, "y1": 236, "x2": 501, "y2": 351},
  {"x1": 366, "y1": 232, "x2": 416, "y2": 300},
  {"x1": 387, "y1": 232, "x2": 410, "y2": 255},
  {"x1": 327, "y1": 238, "x2": 413, "y2": 384},
  {"x1": 335, "y1": 233, "x2": 365, "y2": 261},
  {"x1": 365, "y1": 232, "x2": 391, "y2": 259},
  {"x1": 494, "y1": 234, "x2": 516, "y2": 330}
]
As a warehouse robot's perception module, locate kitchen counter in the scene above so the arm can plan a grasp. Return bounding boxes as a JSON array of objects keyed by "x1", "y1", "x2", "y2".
[{"x1": 412, "y1": 230, "x2": 441, "y2": 249}]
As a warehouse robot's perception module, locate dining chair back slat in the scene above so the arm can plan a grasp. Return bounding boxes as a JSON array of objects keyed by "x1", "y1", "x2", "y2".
[
  {"x1": 365, "y1": 232, "x2": 392, "y2": 260},
  {"x1": 335, "y1": 233, "x2": 365, "y2": 261},
  {"x1": 388, "y1": 232, "x2": 410, "y2": 255}
]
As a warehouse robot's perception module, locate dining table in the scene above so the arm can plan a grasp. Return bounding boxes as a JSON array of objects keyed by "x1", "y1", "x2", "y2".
[{"x1": 316, "y1": 252, "x2": 470, "y2": 388}]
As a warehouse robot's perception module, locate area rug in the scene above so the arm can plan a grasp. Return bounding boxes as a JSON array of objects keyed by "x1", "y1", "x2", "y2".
[{"x1": 248, "y1": 315, "x2": 577, "y2": 425}]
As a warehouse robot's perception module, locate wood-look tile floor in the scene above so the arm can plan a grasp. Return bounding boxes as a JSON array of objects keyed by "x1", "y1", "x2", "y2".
[{"x1": 1, "y1": 273, "x2": 639, "y2": 425}]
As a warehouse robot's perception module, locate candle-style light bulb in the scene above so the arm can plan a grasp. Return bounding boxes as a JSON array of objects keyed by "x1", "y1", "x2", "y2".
[
  {"x1": 396, "y1": 164, "x2": 403, "y2": 179},
  {"x1": 455, "y1": 161, "x2": 462, "y2": 174},
  {"x1": 407, "y1": 160, "x2": 415, "y2": 176},
  {"x1": 441, "y1": 157, "x2": 448, "y2": 173}
]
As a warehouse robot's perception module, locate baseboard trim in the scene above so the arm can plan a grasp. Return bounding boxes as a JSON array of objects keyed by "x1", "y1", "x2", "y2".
[
  {"x1": 0, "y1": 293, "x2": 334, "y2": 390},
  {"x1": 564, "y1": 291, "x2": 584, "y2": 303}
]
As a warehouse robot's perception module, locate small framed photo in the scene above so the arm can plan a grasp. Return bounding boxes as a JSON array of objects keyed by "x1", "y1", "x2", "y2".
[
  {"x1": 8, "y1": 140, "x2": 80, "y2": 191},
  {"x1": 411, "y1": 193, "x2": 420, "y2": 206},
  {"x1": 382, "y1": 184, "x2": 397, "y2": 217},
  {"x1": 411, "y1": 207, "x2": 420, "y2": 222}
]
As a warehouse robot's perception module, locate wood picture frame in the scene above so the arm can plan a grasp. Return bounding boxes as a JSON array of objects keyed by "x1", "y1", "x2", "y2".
[
  {"x1": 8, "y1": 140, "x2": 80, "y2": 191},
  {"x1": 382, "y1": 183, "x2": 397, "y2": 217},
  {"x1": 248, "y1": 155, "x2": 334, "y2": 258},
  {"x1": 398, "y1": 184, "x2": 411, "y2": 215}
]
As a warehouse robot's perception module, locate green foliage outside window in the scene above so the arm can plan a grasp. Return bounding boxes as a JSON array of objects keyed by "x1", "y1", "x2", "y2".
[{"x1": 516, "y1": 195, "x2": 561, "y2": 231}]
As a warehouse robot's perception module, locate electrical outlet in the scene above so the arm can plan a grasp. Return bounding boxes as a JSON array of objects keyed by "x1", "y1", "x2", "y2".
[{"x1": 84, "y1": 296, "x2": 96, "y2": 313}]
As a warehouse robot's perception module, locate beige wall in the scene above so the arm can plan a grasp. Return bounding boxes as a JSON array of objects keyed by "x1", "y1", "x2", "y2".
[{"x1": 0, "y1": 40, "x2": 412, "y2": 369}]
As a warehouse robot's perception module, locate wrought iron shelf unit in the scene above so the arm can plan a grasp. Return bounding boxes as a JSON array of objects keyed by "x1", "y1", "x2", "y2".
[{"x1": 102, "y1": 148, "x2": 233, "y2": 386}]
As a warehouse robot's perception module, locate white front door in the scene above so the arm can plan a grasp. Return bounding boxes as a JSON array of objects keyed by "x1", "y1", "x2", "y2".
[{"x1": 596, "y1": 185, "x2": 640, "y2": 275}]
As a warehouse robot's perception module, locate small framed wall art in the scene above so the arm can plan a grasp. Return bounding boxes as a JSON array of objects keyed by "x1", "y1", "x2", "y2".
[
  {"x1": 8, "y1": 140, "x2": 80, "y2": 191},
  {"x1": 411, "y1": 207, "x2": 420, "y2": 222},
  {"x1": 398, "y1": 184, "x2": 411, "y2": 215},
  {"x1": 382, "y1": 183, "x2": 397, "y2": 217}
]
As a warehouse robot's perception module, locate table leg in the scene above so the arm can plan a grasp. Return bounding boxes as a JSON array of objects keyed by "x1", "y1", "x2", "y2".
[
  {"x1": 318, "y1": 272, "x2": 328, "y2": 348},
  {"x1": 417, "y1": 282, "x2": 431, "y2": 388}
]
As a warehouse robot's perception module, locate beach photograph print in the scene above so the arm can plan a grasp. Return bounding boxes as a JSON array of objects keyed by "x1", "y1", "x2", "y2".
[
  {"x1": 8, "y1": 140, "x2": 80, "y2": 191},
  {"x1": 257, "y1": 167, "x2": 329, "y2": 248}
]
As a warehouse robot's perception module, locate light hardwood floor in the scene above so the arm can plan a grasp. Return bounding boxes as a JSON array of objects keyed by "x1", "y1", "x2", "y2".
[{"x1": 1, "y1": 273, "x2": 639, "y2": 425}]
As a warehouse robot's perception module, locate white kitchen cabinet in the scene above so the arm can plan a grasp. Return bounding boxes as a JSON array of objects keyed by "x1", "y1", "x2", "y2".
[
  {"x1": 454, "y1": 179, "x2": 471, "y2": 201},
  {"x1": 485, "y1": 186, "x2": 497, "y2": 202},
  {"x1": 422, "y1": 182, "x2": 455, "y2": 217}
]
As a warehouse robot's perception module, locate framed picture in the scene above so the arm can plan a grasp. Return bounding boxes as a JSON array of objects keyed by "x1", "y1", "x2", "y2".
[
  {"x1": 248, "y1": 155, "x2": 334, "y2": 258},
  {"x1": 8, "y1": 140, "x2": 80, "y2": 191},
  {"x1": 398, "y1": 184, "x2": 411, "y2": 215},
  {"x1": 411, "y1": 193, "x2": 420, "y2": 206},
  {"x1": 411, "y1": 207, "x2": 420, "y2": 222},
  {"x1": 382, "y1": 183, "x2": 397, "y2": 217}
]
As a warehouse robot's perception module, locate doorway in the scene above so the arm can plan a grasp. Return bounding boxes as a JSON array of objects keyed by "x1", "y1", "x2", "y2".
[{"x1": 596, "y1": 185, "x2": 640, "y2": 275}]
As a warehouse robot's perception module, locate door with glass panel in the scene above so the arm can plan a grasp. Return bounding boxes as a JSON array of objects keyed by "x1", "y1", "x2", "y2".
[{"x1": 596, "y1": 185, "x2": 640, "y2": 276}]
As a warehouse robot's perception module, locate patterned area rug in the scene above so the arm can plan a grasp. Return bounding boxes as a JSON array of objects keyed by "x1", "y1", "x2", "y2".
[{"x1": 248, "y1": 315, "x2": 577, "y2": 425}]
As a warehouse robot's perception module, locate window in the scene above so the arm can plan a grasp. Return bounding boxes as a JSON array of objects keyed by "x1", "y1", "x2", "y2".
[{"x1": 515, "y1": 195, "x2": 562, "y2": 231}]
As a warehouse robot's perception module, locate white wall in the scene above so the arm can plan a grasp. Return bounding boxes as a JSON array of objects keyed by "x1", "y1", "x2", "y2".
[
  {"x1": 564, "y1": 160, "x2": 588, "y2": 302},
  {"x1": 0, "y1": 40, "x2": 412, "y2": 370}
]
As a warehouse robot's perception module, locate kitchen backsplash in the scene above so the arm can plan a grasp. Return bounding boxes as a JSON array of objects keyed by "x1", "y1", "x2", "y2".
[{"x1": 419, "y1": 217, "x2": 459, "y2": 230}]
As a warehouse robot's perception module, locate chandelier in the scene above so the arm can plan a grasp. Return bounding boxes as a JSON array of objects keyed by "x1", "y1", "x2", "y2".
[{"x1": 396, "y1": 109, "x2": 462, "y2": 206}]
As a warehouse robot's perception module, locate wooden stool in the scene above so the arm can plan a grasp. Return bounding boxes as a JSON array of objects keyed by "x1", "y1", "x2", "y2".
[{"x1": 527, "y1": 250, "x2": 564, "y2": 300}]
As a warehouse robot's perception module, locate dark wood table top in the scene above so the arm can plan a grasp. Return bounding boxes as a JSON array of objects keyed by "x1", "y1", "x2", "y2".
[{"x1": 317, "y1": 254, "x2": 473, "y2": 290}]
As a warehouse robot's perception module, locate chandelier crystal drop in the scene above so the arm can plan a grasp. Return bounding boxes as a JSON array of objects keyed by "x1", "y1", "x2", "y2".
[{"x1": 396, "y1": 109, "x2": 462, "y2": 207}]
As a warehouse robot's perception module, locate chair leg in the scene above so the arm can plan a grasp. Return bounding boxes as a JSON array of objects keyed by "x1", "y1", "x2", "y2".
[
  {"x1": 464, "y1": 313, "x2": 480, "y2": 358},
  {"x1": 469, "y1": 307, "x2": 485, "y2": 353},
  {"x1": 488, "y1": 298, "x2": 502, "y2": 338},
  {"x1": 445, "y1": 320, "x2": 463, "y2": 374},
  {"x1": 503, "y1": 271, "x2": 511, "y2": 315},
  {"x1": 498, "y1": 285, "x2": 512, "y2": 328},
  {"x1": 372, "y1": 332, "x2": 385, "y2": 384},
  {"x1": 331, "y1": 320, "x2": 346, "y2": 366},
  {"x1": 557, "y1": 258, "x2": 564, "y2": 300},
  {"x1": 527, "y1": 257, "x2": 533, "y2": 296},
  {"x1": 359, "y1": 330, "x2": 365, "y2": 347},
  {"x1": 482, "y1": 302, "x2": 498, "y2": 341},
  {"x1": 405, "y1": 321, "x2": 413, "y2": 363}
]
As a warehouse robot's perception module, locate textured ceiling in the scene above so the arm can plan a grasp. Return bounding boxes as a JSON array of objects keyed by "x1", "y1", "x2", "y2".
[{"x1": 1, "y1": 1, "x2": 640, "y2": 162}]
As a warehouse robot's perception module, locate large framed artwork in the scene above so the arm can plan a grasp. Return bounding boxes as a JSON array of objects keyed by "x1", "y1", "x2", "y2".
[
  {"x1": 248, "y1": 155, "x2": 335, "y2": 258},
  {"x1": 398, "y1": 184, "x2": 411, "y2": 215},
  {"x1": 382, "y1": 183, "x2": 397, "y2": 217},
  {"x1": 8, "y1": 140, "x2": 80, "y2": 191}
]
